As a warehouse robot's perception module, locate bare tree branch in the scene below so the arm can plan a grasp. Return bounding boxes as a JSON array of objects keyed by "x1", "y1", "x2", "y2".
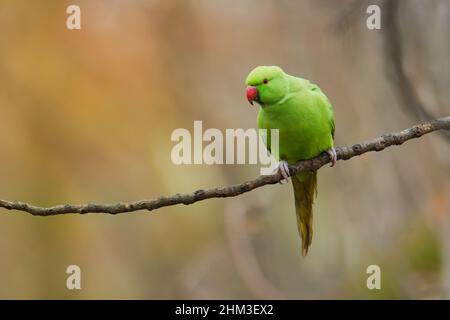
[
  {"x1": 0, "y1": 117, "x2": 449, "y2": 216},
  {"x1": 381, "y1": 1, "x2": 450, "y2": 142},
  {"x1": 332, "y1": 0, "x2": 450, "y2": 142},
  {"x1": 382, "y1": 0, "x2": 431, "y2": 119}
]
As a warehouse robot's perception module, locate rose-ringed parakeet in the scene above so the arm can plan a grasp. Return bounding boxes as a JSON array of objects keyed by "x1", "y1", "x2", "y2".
[{"x1": 245, "y1": 66, "x2": 336, "y2": 256}]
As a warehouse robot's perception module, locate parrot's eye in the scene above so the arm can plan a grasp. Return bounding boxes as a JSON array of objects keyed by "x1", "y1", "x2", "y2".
[{"x1": 263, "y1": 79, "x2": 268, "y2": 84}]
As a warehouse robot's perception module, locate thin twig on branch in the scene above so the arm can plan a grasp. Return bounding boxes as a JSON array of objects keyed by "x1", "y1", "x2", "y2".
[{"x1": 1, "y1": 117, "x2": 449, "y2": 216}]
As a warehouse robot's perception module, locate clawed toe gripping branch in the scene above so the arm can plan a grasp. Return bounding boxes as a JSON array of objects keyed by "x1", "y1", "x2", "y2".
[{"x1": 1, "y1": 117, "x2": 449, "y2": 216}]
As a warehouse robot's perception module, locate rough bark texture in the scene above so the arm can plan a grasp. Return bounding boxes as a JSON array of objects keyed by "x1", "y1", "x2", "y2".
[{"x1": 1, "y1": 117, "x2": 449, "y2": 216}]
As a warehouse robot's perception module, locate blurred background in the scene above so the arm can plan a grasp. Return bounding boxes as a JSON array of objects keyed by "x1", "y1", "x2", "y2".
[{"x1": 0, "y1": 0, "x2": 449, "y2": 299}]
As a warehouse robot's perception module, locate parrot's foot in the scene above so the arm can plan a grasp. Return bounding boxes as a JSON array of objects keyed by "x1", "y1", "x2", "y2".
[
  {"x1": 276, "y1": 160, "x2": 291, "y2": 184},
  {"x1": 326, "y1": 147, "x2": 337, "y2": 167}
]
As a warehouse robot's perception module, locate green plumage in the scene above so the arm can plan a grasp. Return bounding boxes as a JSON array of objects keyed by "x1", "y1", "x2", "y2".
[{"x1": 246, "y1": 66, "x2": 335, "y2": 256}]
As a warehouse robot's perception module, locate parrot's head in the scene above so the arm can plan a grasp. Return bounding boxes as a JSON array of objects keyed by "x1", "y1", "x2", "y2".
[{"x1": 245, "y1": 66, "x2": 288, "y2": 107}]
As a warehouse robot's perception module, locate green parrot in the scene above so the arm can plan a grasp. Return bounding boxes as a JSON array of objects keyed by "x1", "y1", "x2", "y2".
[{"x1": 245, "y1": 66, "x2": 336, "y2": 256}]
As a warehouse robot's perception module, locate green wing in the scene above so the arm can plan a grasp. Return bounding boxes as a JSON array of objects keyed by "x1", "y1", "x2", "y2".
[
  {"x1": 312, "y1": 83, "x2": 335, "y2": 140},
  {"x1": 257, "y1": 110, "x2": 272, "y2": 152},
  {"x1": 329, "y1": 104, "x2": 335, "y2": 139}
]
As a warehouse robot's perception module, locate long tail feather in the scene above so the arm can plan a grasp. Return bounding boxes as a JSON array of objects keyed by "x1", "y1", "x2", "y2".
[{"x1": 292, "y1": 171, "x2": 317, "y2": 256}]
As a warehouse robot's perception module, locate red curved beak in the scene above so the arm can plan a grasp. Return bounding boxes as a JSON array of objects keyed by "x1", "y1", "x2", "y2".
[{"x1": 246, "y1": 86, "x2": 258, "y2": 105}]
